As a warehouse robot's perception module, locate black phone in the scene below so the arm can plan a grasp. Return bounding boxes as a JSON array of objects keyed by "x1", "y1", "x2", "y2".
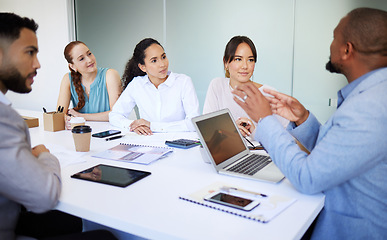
[
  {"x1": 204, "y1": 191, "x2": 260, "y2": 211},
  {"x1": 92, "y1": 130, "x2": 121, "y2": 138}
]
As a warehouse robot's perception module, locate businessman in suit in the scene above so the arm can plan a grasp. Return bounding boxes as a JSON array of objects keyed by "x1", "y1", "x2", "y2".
[
  {"x1": 0, "y1": 13, "x2": 117, "y2": 240},
  {"x1": 233, "y1": 8, "x2": 387, "y2": 239},
  {"x1": 0, "y1": 12, "x2": 64, "y2": 239}
]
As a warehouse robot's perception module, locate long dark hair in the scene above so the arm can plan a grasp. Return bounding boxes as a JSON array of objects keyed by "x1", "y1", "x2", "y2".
[
  {"x1": 122, "y1": 38, "x2": 163, "y2": 88},
  {"x1": 64, "y1": 41, "x2": 87, "y2": 111},
  {"x1": 223, "y1": 36, "x2": 257, "y2": 78}
]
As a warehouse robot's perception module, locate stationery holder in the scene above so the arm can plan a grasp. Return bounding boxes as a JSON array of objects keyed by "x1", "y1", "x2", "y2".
[{"x1": 43, "y1": 112, "x2": 65, "y2": 132}]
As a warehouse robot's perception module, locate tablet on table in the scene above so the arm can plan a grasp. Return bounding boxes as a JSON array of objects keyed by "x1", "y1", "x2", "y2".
[{"x1": 71, "y1": 164, "x2": 151, "y2": 187}]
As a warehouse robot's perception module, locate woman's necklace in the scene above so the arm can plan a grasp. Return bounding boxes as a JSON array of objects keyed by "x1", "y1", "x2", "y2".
[
  {"x1": 84, "y1": 85, "x2": 90, "y2": 95},
  {"x1": 82, "y1": 71, "x2": 97, "y2": 96},
  {"x1": 83, "y1": 80, "x2": 93, "y2": 96}
]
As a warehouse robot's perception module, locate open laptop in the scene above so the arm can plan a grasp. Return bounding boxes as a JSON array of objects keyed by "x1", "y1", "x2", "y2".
[{"x1": 192, "y1": 109, "x2": 285, "y2": 183}]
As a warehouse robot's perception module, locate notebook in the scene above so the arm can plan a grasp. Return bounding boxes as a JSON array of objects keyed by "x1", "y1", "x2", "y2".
[
  {"x1": 192, "y1": 109, "x2": 285, "y2": 183},
  {"x1": 179, "y1": 182, "x2": 296, "y2": 223},
  {"x1": 92, "y1": 143, "x2": 173, "y2": 165}
]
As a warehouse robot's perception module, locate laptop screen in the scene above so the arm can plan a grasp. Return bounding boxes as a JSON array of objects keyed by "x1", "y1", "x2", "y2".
[{"x1": 196, "y1": 111, "x2": 247, "y2": 165}]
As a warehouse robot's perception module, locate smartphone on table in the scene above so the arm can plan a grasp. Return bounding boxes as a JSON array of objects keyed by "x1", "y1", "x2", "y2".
[
  {"x1": 92, "y1": 130, "x2": 121, "y2": 138},
  {"x1": 204, "y1": 191, "x2": 260, "y2": 211}
]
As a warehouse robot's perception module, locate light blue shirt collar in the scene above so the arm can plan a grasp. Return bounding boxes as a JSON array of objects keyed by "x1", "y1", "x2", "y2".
[{"x1": 337, "y1": 68, "x2": 381, "y2": 108}]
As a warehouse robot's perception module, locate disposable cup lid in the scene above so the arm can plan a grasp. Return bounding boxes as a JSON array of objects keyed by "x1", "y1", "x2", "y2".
[{"x1": 71, "y1": 125, "x2": 92, "y2": 133}]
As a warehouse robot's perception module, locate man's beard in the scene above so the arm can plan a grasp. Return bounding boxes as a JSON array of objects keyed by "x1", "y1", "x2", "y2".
[
  {"x1": 0, "y1": 65, "x2": 33, "y2": 93},
  {"x1": 325, "y1": 57, "x2": 341, "y2": 74}
]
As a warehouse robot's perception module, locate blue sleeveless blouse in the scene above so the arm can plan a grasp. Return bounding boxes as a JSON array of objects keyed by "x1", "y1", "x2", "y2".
[{"x1": 69, "y1": 68, "x2": 110, "y2": 113}]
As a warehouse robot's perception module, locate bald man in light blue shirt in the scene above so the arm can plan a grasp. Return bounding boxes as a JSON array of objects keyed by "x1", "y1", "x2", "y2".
[{"x1": 233, "y1": 8, "x2": 387, "y2": 239}]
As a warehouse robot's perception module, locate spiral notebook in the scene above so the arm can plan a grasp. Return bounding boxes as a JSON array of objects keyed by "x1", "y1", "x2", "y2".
[
  {"x1": 179, "y1": 182, "x2": 296, "y2": 223},
  {"x1": 92, "y1": 143, "x2": 173, "y2": 165}
]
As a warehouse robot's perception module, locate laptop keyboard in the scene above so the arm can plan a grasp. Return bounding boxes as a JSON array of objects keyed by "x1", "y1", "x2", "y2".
[{"x1": 228, "y1": 154, "x2": 271, "y2": 175}]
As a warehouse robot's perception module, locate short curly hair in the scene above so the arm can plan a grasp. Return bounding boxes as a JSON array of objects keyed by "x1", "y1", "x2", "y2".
[{"x1": 343, "y1": 8, "x2": 387, "y2": 56}]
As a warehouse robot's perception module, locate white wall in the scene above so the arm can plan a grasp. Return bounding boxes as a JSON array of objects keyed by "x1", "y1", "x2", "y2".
[{"x1": 1, "y1": 0, "x2": 71, "y2": 112}]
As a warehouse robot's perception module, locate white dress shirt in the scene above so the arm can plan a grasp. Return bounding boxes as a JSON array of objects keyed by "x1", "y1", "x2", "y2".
[
  {"x1": 0, "y1": 91, "x2": 11, "y2": 106},
  {"x1": 109, "y1": 72, "x2": 200, "y2": 132}
]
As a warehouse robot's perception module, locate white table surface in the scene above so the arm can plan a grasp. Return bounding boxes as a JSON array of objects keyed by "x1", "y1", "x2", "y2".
[{"x1": 19, "y1": 110, "x2": 324, "y2": 240}]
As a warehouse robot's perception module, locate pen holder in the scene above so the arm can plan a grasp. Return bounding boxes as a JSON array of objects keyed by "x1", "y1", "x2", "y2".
[{"x1": 43, "y1": 112, "x2": 65, "y2": 132}]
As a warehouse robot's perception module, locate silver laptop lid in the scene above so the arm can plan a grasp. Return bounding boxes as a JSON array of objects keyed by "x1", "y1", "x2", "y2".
[{"x1": 192, "y1": 109, "x2": 250, "y2": 168}]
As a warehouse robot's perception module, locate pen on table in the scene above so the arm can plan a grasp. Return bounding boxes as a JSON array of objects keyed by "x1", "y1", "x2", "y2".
[
  {"x1": 106, "y1": 135, "x2": 124, "y2": 141},
  {"x1": 220, "y1": 186, "x2": 268, "y2": 198},
  {"x1": 244, "y1": 136, "x2": 266, "y2": 151},
  {"x1": 244, "y1": 136, "x2": 255, "y2": 148}
]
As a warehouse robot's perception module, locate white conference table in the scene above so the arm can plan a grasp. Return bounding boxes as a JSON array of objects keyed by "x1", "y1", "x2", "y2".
[{"x1": 20, "y1": 110, "x2": 324, "y2": 240}]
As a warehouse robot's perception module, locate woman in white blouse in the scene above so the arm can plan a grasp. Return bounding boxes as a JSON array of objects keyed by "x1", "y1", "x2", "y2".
[
  {"x1": 203, "y1": 36, "x2": 288, "y2": 137},
  {"x1": 109, "y1": 38, "x2": 200, "y2": 135}
]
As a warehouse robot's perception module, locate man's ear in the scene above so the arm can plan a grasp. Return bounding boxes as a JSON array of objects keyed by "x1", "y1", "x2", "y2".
[
  {"x1": 342, "y1": 42, "x2": 354, "y2": 60},
  {"x1": 138, "y1": 63, "x2": 146, "y2": 73}
]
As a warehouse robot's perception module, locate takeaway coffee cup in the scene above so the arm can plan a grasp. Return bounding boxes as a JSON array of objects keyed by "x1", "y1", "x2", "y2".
[
  {"x1": 72, "y1": 125, "x2": 92, "y2": 152},
  {"x1": 70, "y1": 117, "x2": 86, "y2": 129}
]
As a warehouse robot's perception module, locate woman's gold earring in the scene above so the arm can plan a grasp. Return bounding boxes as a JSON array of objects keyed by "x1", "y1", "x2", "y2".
[{"x1": 225, "y1": 69, "x2": 230, "y2": 78}]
